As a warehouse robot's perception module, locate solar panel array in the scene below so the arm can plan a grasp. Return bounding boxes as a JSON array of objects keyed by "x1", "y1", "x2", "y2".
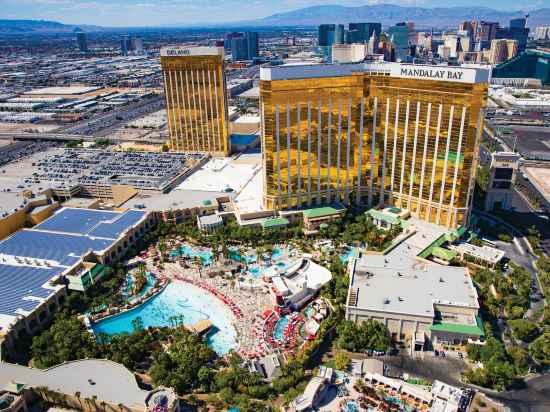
[
  {"x1": 0, "y1": 264, "x2": 62, "y2": 317},
  {"x1": 0, "y1": 207, "x2": 147, "y2": 321}
]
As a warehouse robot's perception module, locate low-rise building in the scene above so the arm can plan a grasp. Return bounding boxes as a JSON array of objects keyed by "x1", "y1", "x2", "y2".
[{"x1": 346, "y1": 218, "x2": 482, "y2": 351}]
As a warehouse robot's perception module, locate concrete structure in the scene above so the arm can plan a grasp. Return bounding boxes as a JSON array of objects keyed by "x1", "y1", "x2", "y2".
[
  {"x1": 449, "y1": 242, "x2": 505, "y2": 269},
  {"x1": 197, "y1": 213, "x2": 223, "y2": 231},
  {"x1": 345, "y1": 217, "x2": 482, "y2": 350},
  {"x1": 260, "y1": 62, "x2": 489, "y2": 228},
  {"x1": 160, "y1": 46, "x2": 230, "y2": 155},
  {"x1": 484, "y1": 151, "x2": 520, "y2": 212},
  {"x1": 332, "y1": 44, "x2": 368, "y2": 63},
  {"x1": 271, "y1": 259, "x2": 332, "y2": 309},
  {"x1": 291, "y1": 367, "x2": 332, "y2": 412},
  {"x1": 0, "y1": 360, "x2": 178, "y2": 412},
  {"x1": 0, "y1": 190, "x2": 59, "y2": 241}
]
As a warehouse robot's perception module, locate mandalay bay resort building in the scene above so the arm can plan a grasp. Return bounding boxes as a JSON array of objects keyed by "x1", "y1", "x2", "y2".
[
  {"x1": 161, "y1": 46, "x2": 230, "y2": 156},
  {"x1": 259, "y1": 63, "x2": 489, "y2": 228}
]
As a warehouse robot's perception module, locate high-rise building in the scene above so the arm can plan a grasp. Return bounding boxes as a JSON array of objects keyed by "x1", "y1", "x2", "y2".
[
  {"x1": 367, "y1": 32, "x2": 378, "y2": 55},
  {"x1": 76, "y1": 31, "x2": 88, "y2": 52},
  {"x1": 231, "y1": 36, "x2": 248, "y2": 61},
  {"x1": 121, "y1": 35, "x2": 132, "y2": 55},
  {"x1": 498, "y1": 18, "x2": 529, "y2": 52},
  {"x1": 348, "y1": 22, "x2": 382, "y2": 44},
  {"x1": 334, "y1": 25, "x2": 345, "y2": 45},
  {"x1": 131, "y1": 37, "x2": 144, "y2": 53},
  {"x1": 443, "y1": 34, "x2": 459, "y2": 59},
  {"x1": 161, "y1": 46, "x2": 229, "y2": 156},
  {"x1": 534, "y1": 26, "x2": 550, "y2": 40},
  {"x1": 245, "y1": 32, "x2": 259, "y2": 59},
  {"x1": 259, "y1": 62, "x2": 489, "y2": 228},
  {"x1": 229, "y1": 32, "x2": 259, "y2": 61},
  {"x1": 318, "y1": 24, "x2": 336, "y2": 47},
  {"x1": 476, "y1": 21, "x2": 499, "y2": 48},
  {"x1": 388, "y1": 23, "x2": 410, "y2": 61},
  {"x1": 484, "y1": 152, "x2": 520, "y2": 211},
  {"x1": 489, "y1": 39, "x2": 518, "y2": 64}
]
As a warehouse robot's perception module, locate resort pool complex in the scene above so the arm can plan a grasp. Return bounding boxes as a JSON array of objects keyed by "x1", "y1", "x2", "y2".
[
  {"x1": 92, "y1": 281, "x2": 237, "y2": 355},
  {"x1": 170, "y1": 245, "x2": 213, "y2": 266}
]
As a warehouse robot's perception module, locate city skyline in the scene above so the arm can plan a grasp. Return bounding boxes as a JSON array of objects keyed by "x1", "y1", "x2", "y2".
[{"x1": 1, "y1": 0, "x2": 547, "y2": 27}]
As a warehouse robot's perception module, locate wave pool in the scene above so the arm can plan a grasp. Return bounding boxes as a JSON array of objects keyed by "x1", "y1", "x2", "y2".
[{"x1": 92, "y1": 281, "x2": 237, "y2": 355}]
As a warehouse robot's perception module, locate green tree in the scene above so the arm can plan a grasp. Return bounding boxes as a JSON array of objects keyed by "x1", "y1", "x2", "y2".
[
  {"x1": 508, "y1": 319, "x2": 539, "y2": 342},
  {"x1": 528, "y1": 332, "x2": 550, "y2": 366},
  {"x1": 334, "y1": 351, "x2": 350, "y2": 371},
  {"x1": 31, "y1": 312, "x2": 99, "y2": 368}
]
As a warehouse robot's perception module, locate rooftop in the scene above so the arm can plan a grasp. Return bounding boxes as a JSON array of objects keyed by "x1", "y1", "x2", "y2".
[
  {"x1": 348, "y1": 218, "x2": 479, "y2": 318},
  {"x1": 0, "y1": 360, "x2": 148, "y2": 408},
  {"x1": 303, "y1": 206, "x2": 344, "y2": 219}
]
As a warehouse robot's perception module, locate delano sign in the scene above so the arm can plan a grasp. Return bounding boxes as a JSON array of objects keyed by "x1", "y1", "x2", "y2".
[
  {"x1": 390, "y1": 64, "x2": 478, "y2": 84},
  {"x1": 160, "y1": 46, "x2": 224, "y2": 57}
]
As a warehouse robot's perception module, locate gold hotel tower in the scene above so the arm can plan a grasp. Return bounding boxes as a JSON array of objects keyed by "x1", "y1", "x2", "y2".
[
  {"x1": 260, "y1": 63, "x2": 489, "y2": 228},
  {"x1": 161, "y1": 46, "x2": 229, "y2": 156}
]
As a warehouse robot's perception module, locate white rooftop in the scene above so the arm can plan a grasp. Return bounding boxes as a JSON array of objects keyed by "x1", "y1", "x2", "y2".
[
  {"x1": 24, "y1": 86, "x2": 100, "y2": 95},
  {"x1": 349, "y1": 218, "x2": 479, "y2": 318},
  {"x1": 176, "y1": 155, "x2": 260, "y2": 194}
]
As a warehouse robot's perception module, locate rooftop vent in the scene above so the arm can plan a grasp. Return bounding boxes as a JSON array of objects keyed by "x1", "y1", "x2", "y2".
[{"x1": 383, "y1": 298, "x2": 390, "y2": 304}]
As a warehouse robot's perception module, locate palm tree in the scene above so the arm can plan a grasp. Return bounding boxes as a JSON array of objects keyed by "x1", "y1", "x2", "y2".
[{"x1": 75, "y1": 391, "x2": 83, "y2": 410}]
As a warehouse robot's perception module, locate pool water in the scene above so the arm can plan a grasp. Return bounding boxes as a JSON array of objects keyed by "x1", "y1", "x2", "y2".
[
  {"x1": 341, "y1": 400, "x2": 359, "y2": 412},
  {"x1": 228, "y1": 247, "x2": 257, "y2": 264},
  {"x1": 304, "y1": 306, "x2": 315, "y2": 319},
  {"x1": 273, "y1": 315, "x2": 289, "y2": 341},
  {"x1": 124, "y1": 272, "x2": 155, "y2": 297},
  {"x1": 271, "y1": 247, "x2": 282, "y2": 260},
  {"x1": 248, "y1": 265, "x2": 261, "y2": 279},
  {"x1": 339, "y1": 247, "x2": 356, "y2": 264},
  {"x1": 179, "y1": 245, "x2": 213, "y2": 266},
  {"x1": 92, "y1": 282, "x2": 237, "y2": 355}
]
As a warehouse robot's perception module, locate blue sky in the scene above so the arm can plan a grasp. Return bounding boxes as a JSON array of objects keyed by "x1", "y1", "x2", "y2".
[{"x1": 1, "y1": 0, "x2": 546, "y2": 27}]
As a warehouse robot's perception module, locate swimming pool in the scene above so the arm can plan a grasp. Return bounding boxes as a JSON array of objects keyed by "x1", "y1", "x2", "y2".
[
  {"x1": 339, "y1": 247, "x2": 356, "y2": 264},
  {"x1": 248, "y1": 265, "x2": 261, "y2": 279},
  {"x1": 271, "y1": 247, "x2": 282, "y2": 260},
  {"x1": 92, "y1": 282, "x2": 237, "y2": 355},
  {"x1": 124, "y1": 272, "x2": 155, "y2": 298},
  {"x1": 179, "y1": 245, "x2": 213, "y2": 266},
  {"x1": 273, "y1": 315, "x2": 289, "y2": 341},
  {"x1": 341, "y1": 400, "x2": 359, "y2": 412}
]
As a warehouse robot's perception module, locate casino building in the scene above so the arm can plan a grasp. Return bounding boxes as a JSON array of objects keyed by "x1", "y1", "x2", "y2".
[
  {"x1": 259, "y1": 62, "x2": 489, "y2": 228},
  {"x1": 161, "y1": 47, "x2": 230, "y2": 156}
]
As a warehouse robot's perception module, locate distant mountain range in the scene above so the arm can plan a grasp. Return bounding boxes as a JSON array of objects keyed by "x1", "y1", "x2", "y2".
[
  {"x1": 1, "y1": 4, "x2": 549, "y2": 33},
  {"x1": 245, "y1": 4, "x2": 550, "y2": 29},
  {"x1": 0, "y1": 19, "x2": 102, "y2": 34}
]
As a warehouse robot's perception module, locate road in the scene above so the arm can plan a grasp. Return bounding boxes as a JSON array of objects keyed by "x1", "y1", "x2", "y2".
[{"x1": 58, "y1": 95, "x2": 165, "y2": 136}]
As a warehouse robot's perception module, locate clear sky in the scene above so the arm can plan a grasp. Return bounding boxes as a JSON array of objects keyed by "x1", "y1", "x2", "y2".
[{"x1": 1, "y1": 0, "x2": 545, "y2": 27}]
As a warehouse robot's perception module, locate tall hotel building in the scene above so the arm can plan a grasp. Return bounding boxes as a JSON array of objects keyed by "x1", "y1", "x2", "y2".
[
  {"x1": 161, "y1": 46, "x2": 229, "y2": 156},
  {"x1": 260, "y1": 63, "x2": 489, "y2": 228}
]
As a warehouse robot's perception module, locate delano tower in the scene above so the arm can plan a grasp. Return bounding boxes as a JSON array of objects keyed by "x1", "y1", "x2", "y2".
[
  {"x1": 260, "y1": 63, "x2": 489, "y2": 228},
  {"x1": 161, "y1": 46, "x2": 229, "y2": 156}
]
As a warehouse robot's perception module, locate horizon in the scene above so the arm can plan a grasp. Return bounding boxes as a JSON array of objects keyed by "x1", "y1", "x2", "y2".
[{"x1": 1, "y1": 0, "x2": 546, "y2": 28}]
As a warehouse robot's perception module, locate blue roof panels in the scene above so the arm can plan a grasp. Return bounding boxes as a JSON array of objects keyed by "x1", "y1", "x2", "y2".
[
  {"x1": 0, "y1": 264, "x2": 61, "y2": 316},
  {"x1": 0, "y1": 230, "x2": 113, "y2": 267},
  {"x1": 34, "y1": 208, "x2": 121, "y2": 236}
]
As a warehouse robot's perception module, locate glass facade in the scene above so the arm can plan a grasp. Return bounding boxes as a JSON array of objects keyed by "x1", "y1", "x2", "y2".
[
  {"x1": 161, "y1": 54, "x2": 229, "y2": 155},
  {"x1": 260, "y1": 66, "x2": 487, "y2": 228}
]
